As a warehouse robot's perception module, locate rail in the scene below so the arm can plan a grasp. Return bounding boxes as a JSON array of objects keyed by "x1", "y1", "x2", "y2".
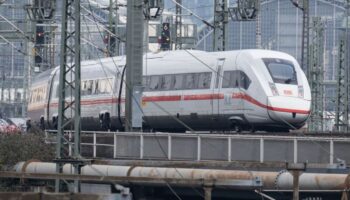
[{"x1": 45, "y1": 130, "x2": 350, "y2": 166}]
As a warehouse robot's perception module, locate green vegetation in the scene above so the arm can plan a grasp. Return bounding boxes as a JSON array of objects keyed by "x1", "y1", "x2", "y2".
[{"x1": 0, "y1": 130, "x2": 55, "y2": 170}]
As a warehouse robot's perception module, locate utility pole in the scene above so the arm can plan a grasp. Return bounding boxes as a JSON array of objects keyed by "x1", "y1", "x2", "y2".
[
  {"x1": 291, "y1": 0, "x2": 310, "y2": 72},
  {"x1": 334, "y1": 0, "x2": 350, "y2": 132},
  {"x1": 125, "y1": 0, "x2": 144, "y2": 131},
  {"x1": 301, "y1": 0, "x2": 310, "y2": 72},
  {"x1": 115, "y1": 1, "x2": 120, "y2": 56},
  {"x1": 286, "y1": 163, "x2": 306, "y2": 200},
  {"x1": 55, "y1": 0, "x2": 82, "y2": 193},
  {"x1": 0, "y1": 67, "x2": 4, "y2": 117},
  {"x1": 255, "y1": 0, "x2": 261, "y2": 49},
  {"x1": 107, "y1": 0, "x2": 117, "y2": 57},
  {"x1": 175, "y1": 0, "x2": 182, "y2": 50},
  {"x1": 307, "y1": 17, "x2": 325, "y2": 132},
  {"x1": 213, "y1": 0, "x2": 228, "y2": 51},
  {"x1": 125, "y1": 0, "x2": 163, "y2": 131}
]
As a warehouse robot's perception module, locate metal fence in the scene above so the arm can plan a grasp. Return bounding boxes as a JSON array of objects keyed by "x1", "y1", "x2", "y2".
[{"x1": 45, "y1": 131, "x2": 350, "y2": 165}]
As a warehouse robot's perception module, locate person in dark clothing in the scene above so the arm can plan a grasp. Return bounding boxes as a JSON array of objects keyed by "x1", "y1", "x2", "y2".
[{"x1": 26, "y1": 118, "x2": 31, "y2": 132}]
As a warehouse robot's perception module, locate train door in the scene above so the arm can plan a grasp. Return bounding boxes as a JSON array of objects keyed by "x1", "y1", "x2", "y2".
[
  {"x1": 224, "y1": 54, "x2": 246, "y2": 130},
  {"x1": 212, "y1": 58, "x2": 225, "y2": 120},
  {"x1": 234, "y1": 58, "x2": 253, "y2": 129},
  {"x1": 46, "y1": 69, "x2": 59, "y2": 128}
]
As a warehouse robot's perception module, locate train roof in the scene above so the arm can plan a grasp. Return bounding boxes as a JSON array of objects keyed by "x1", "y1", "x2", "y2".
[
  {"x1": 143, "y1": 50, "x2": 217, "y2": 75},
  {"x1": 33, "y1": 49, "x2": 298, "y2": 83},
  {"x1": 213, "y1": 49, "x2": 296, "y2": 61},
  {"x1": 32, "y1": 68, "x2": 55, "y2": 86}
]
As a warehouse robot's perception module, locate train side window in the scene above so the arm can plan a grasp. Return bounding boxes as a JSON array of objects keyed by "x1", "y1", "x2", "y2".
[
  {"x1": 56, "y1": 85, "x2": 59, "y2": 98},
  {"x1": 222, "y1": 71, "x2": 250, "y2": 90},
  {"x1": 222, "y1": 71, "x2": 231, "y2": 88},
  {"x1": 81, "y1": 80, "x2": 93, "y2": 96},
  {"x1": 184, "y1": 73, "x2": 198, "y2": 89},
  {"x1": 97, "y1": 79, "x2": 112, "y2": 94},
  {"x1": 87, "y1": 80, "x2": 93, "y2": 95},
  {"x1": 160, "y1": 75, "x2": 173, "y2": 90},
  {"x1": 232, "y1": 71, "x2": 240, "y2": 88},
  {"x1": 149, "y1": 75, "x2": 160, "y2": 91},
  {"x1": 81, "y1": 81, "x2": 87, "y2": 96},
  {"x1": 93, "y1": 80, "x2": 99, "y2": 94},
  {"x1": 173, "y1": 74, "x2": 184, "y2": 90},
  {"x1": 198, "y1": 72, "x2": 211, "y2": 89},
  {"x1": 239, "y1": 71, "x2": 251, "y2": 90},
  {"x1": 142, "y1": 76, "x2": 150, "y2": 91}
]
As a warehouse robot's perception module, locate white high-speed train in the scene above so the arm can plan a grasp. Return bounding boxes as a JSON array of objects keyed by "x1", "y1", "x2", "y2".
[{"x1": 28, "y1": 50, "x2": 311, "y2": 132}]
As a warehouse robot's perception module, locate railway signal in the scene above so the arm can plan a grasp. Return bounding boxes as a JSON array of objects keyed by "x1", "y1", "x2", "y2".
[{"x1": 160, "y1": 22, "x2": 170, "y2": 50}]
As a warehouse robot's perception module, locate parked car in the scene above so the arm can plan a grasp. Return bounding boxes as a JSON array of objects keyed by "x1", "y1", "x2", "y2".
[
  {"x1": 0, "y1": 118, "x2": 21, "y2": 134},
  {"x1": 8, "y1": 118, "x2": 27, "y2": 132}
]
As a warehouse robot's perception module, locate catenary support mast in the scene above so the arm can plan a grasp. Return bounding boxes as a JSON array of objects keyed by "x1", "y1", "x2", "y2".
[
  {"x1": 125, "y1": 0, "x2": 144, "y2": 131},
  {"x1": 213, "y1": 0, "x2": 228, "y2": 51},
  {"x1": 56, "y1": 0, "x2": 82, "y2": 193}
]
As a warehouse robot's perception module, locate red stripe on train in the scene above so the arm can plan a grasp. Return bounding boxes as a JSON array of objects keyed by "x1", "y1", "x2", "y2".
[
  {"x1": 143, "y1": 95, "x2": 181, "y2": 102},
  {"x1": 183, "y1": 93, "x2": 224, "y2": 100},
  {"x1": 232, "y1": 93, "x2": 310, "y2": 114},
  {"x1": 37, "y1": 93, "x2": 310, "y2": 115}
]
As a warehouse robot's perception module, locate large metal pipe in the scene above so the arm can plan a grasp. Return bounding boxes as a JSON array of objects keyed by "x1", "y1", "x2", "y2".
[{"x1": 14, "y1": 162, "x2": 350, "y2": 190}]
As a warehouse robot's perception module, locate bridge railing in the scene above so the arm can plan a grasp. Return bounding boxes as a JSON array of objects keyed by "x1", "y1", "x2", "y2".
[{"x1": 45, "y1": 130, "x2": 350, "y2": 166}]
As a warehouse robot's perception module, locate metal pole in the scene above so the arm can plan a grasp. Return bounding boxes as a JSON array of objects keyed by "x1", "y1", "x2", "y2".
[
  {"x1": 307, "y1": 17, "x2": 325, "y2": 132},
  {"x1": 213, "y1": 0, "x2": 228, "y2": 51},
  {"x1": 125, "y1": 0, "x2": 144, "y2": 131},
  {"x1": 345, "y1": 0, "x2": 349, "y2": 132},
  {"x1": 301, "y1": 0, "x2": 309, "y2": 72},
  {"x1": 108, "y1": 0, "x2": 116, "y2": 57},
  {"x1": 0, "y1": 67, "x2": 3, "y2": 103},
  {"x1": 292, "y1": 170, "x2": 300, "y2": 200},
  {"x1": 256, "y1": 0, "x2": 261, "y2": 49},
  {"x1": 204, "y1": 187, "x2": 213, "y2": 200},
  {"x1": 73, "y1": 0, "x2": 81, "y2": 193},
  {"x1": 115, "y1": 0, "x2": 120, "y2": 56},
  {"x1": 175, "y1": 0, "x2": 182, "y2": 50},
  {"x1": 56, "y1": 0, "x2": 82, "y2": 193}
]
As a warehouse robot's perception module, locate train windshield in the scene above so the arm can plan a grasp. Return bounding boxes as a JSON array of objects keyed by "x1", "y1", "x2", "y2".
[{"x1": 263, "y1": 58, "x2": 297, "y2": 85}]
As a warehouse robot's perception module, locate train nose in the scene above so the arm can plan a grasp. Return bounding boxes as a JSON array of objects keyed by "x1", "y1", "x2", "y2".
[{"x1": 267, "y1": 96, "x2": 311, "y2": 127}]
